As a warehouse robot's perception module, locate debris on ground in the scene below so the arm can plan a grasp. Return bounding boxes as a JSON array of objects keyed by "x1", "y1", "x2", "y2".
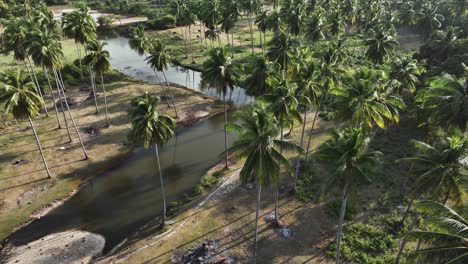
[
  {"x1": 11, "y1": 159, "x2": 28, "y2": 166},
  {"x1": 277, "y1": 226, "x2": 293, "y2": 239},
  {"x1": 172, "y1": 239, "x2": 234, "y2": 264}
]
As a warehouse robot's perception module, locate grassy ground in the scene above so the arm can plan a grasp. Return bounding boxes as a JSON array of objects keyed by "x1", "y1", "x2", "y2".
[{"x1": 0, "y1": 71, "x2": 224, "y2": 242}]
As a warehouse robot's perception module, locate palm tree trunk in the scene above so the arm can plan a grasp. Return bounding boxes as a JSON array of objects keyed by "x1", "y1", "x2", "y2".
[
  {"x1": 253, "y1": 183, "x2": 262, "y2": 264},
  {"x1": 305, "y1": 96, "x2": 324, "y2": 160},
  {"x1": 223, "y1": 93, "x2": 229, "y2": 169},
  {"x1": 53, "y1": 70, "x2": 72, "y2": 143},
  {"x1": 188, "y1": 24, "x2": 195, "y2": 64},
  {"x1": 154, "y1": 143, "x2": 167, "y2": 225},
  {"x1": 259, "y1": 29, "x2": 263, "y2": 54},
  {"x1": 100, "y1": 73, "x2": 110, "y2": 127},
  {"x1": 274, "y1": 118, "x2": 283, "y2": 224},
  {"x1": 44, "y1": 68, "x2": 62, "y2": 129},
  {"x1": 231, "y1": 33, "x2": 235, "y2": 57},
  {"x1": 162, "y1": 71, "x2": 178, "y2": 118},
  {"x1": 90, "y1": 69, "x2": 100, "y2": 114},
  {"x1": 294, "y1": 109, "x2": 308, "y2": 190},
  {"x1": 53, "y1": 69, "x2": 89, "y2": 160},
  {"x1": 143, "y1": 53, "x2": 171, "y2": 107},
  {"x1": 395, "y1": 212, "x2": 420, "y2": 264},
  {"x1": 336, "y1": 181, "x2": 349, "y2": 264},
  {"x1": 76, "y1": 43, "x2": 84, "y2": 80},
  {"x1": 181, "y1": 26, "x2": 188, "y2": 58},
  {"x1": 29, "y1": 117, "x2": 51, "y2": 178},
  {"x1": 24, "y1": 59, "x2": 49, "y2": 117},
  {"x1": 248, "y1": 13, "x2": 255, "y2": 54}
]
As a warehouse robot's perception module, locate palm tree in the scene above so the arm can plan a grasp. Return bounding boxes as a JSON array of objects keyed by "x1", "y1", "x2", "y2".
[
  {"x1": 364, "y1": 26, "x2": 399, "y2": 64},
  {"x1": 389, "y1": 57, "x2": 424, "y2": 95},
  {"x1": 416, "y1": 3, "x2": 444, "y2": 40},
  {"x1": 241, "y1": 0, "x2": 260, "y2": 54},
  {"x1": 146, "y1": 39, "x2": 178, "y2": 118},
  {"x1": 244, "y1": 55, "x2": 271, "y2": 96},
  {"x1": 327, "y1": 9, "x2": 345, "y2": 37},
  {"x1": 266, "y1": 10, "x2": 281, "y2": 33},
  {"x1": 330, "y1": 67, "x2": 406, "y2": 130},
  {"x1": 266, "y1": 30, "x2": 297, "y2": 71},
  {"x1": 128, "y1": 92, "x2": 176, "y2": 225},
  {"x1": 201, "y1": 47, "x2": 240, "y2": 169},
  {"x1": 284, "y1": 1, "x2": 305, "y2": 36},
  {"x1": 263, "y1": 73, "x2": 302, "y2": 224},
  {"x1": 305, "y1": 11, "x2": 326, "y2": 43},
  {"x1": 317, "y1": 126, "x2": 382, "y2": 264},
  {"x1": 28, "y1": 27, "x2": 72, "y2": 142},
  {"x1": 0, "y1": 69, "x2": 51, "y2": 178},
  {"x1": 405, "y1": 201, "x2": 468, "y2": 264},
  {"x1": 255, "y1": 10, "x2": 268, "y2": 54},
  {"x1": 62, "y1": 3, "x2": 97, "y2": 80},
  {"x1": 226, "y1": 100, "x2": 300, "y2": 263},
  {"x1": 84, "y1": 40, "x2": 112, "y2": 127},
  {"x1": 415, "y1": 72, "x2": 467, "y2": 131}
]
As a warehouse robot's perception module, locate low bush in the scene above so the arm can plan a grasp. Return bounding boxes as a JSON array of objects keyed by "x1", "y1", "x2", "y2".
[
  {"x1": 147, "y1": 15, "x2": 176, "y2": 30},
  {"x1": 296, "y1": 166, "x2": 321, "y2": 203},
  {"x1": 201, "y1": 174, "x2": 219, "y2": 188},
  {"x1": 325, "y1": 198, "x2": 357, "y2": 221}
]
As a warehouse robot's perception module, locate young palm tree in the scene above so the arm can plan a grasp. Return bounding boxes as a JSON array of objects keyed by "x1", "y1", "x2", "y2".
[
  {"x1": 364, "y1": 26, "x2": 399, "y2": 64},
  {"x1": 263, "y1": 73, "x2": 303, "y2": 224},
  {"x1": 330, "y1": 68, "x2": 406, "y2": 130},
  {"x1": 226, "y1": 100, "x2": 300, "y2": 264},
  {"x1": 389, "y1": 57, "x2": 424, "y2": 95},
  {"x1": 201, "y1": 47, "x2": 240, "y2": 169},
  {"x1": 405, "y1": 201, "x2": 468, "y2": 264},
  {"x1": 317, "y1": 126, "x2": 382, "y2": 264},
  {"x1": 415, "y1": 72, "x2": 467, "y2": 131},
  {"x1": 146, "y1": 39, "x2": 178, "y2": 118},
  {"x1": 62, "y1": 3, "x2": 97, "y2": 80},
  {"x1": 84, "y1": 40, "x2": 112, "y2": 127},
  {"x1": 128, "y1": 92, "x2": 176, "y2": 225},
  {"x1": 0, "y1": 69, "x2": 51, "y2": 178}
]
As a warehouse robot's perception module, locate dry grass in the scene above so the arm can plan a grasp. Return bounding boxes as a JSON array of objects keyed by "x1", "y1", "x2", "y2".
[{"x1": 0, "y1": 75, "x2": 222, "y2": 241}]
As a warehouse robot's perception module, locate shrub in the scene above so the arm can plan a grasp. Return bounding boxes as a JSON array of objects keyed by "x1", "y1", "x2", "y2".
[
  {"x1": 325, "y1": 198, "x2": 357, "y2": 221},
  {"x1": 326, "y1": 223, "x2": 398, "y2": 264},
  {"x1": 296, "y1": 166, "x2": 321, "y2": 203},
  {"x1": 148, "y1": 15, "x2": 176, "y2": 30},
  {"x1": 97, "y1": 15, "x2": 115, "y2": 29},
  {"x1": 201, "y1": 174, "x2": 219, "y2": 188}
]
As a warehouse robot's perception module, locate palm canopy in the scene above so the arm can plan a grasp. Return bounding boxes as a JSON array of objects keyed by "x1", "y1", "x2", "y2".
[
  {"x1": 0, "y1": 69, "x2": 43, "y2": 120},
  {"x1": 389, "y1": 57, "x2": 424, "y2": 95},
  {"x1": 305, "y1": 11, "x2": 325, "y2": 42},
  {"x1": 266, "y1": 30, "x2": 298, "y2": 70},
  {"x1": 330, "y1": 68, "x2": 406, "y2": 129},
  {"x1": 28, "y1": 28, "x2": 64, "y2": 70},
  {"x1": 415, "y1": 72, "x2": 468, "y2": 131},
  {"x1": 84, "y1": 40, "x2": 111, "y2": 74},
  {"x1": 128, "y1": 92, "x2": 175, "y2": 149},
  {"x1": 316, "y1": 126, "x2": 382, "y2": 195},
  {"x1": 62, "y1": 3, "x2": 97, "y2": 45},
  {"x1": 399, "y1": 130, "x2": 468, "y2": 205},
  {"x1": 145, "y1": 39, "x2": 171, "y2": 72},
  {"x1": 364, "y1": 26, "x2": 399, "y2": 64},
  {"x1": 406, "y1": 201, "x2": 468, "y2": 264},
  {"x1": 201, "y1": 47, "x2": 240, "y2": 96},
  {"x1": 129, "y1": 25, "x2": 152, "y2": 56},
  {"x1": 2, "y1": 16, "x2": 29, "y2": 61},
  {"x1": 244, "y1": 55, "x2": 271, "y2": 96},
  {"x1": 226, "y1": 100, "x2": 301, "y2": 185}
]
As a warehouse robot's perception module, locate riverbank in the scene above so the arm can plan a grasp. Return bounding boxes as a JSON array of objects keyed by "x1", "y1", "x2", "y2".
[{"x1": 0, "y1": 73, "x2": 224, "y2": 248}]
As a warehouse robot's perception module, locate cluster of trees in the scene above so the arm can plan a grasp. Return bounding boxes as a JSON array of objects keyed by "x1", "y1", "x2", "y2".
[{"x1": 0, "y1": 2, "x2": 115, "y2": 177}]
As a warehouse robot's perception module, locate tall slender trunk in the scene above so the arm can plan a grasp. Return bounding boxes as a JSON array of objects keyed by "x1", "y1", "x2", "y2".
[
  {"x1": 181, "y1": 26, "x2": 188, "y2": 58},
  {"x1": 144, "y1": 53, "x2": 171, "y2": 107},
  {"x1": 275, "y1": 117, "x2": 283, "y2": 224},
  {"x1": 44, "y1": 68, "x2": 62, "y2": 129},
  {"x1": 29, "y1": 117, "x2": 51, "y2": 178},
  {"x1": 90, "y1": 69, "x2": 100, "y2": 114},
  {"x1": 304, "y1": 96, "x2": 324, "y2": 160},
  {"x1": 24, "y1": 59, "x2": 49, "y2": 117},
  {"x1": 259, "y1": 29, "x2": 263, "y2": 54},
  {"x1": 76, "y1": 43, "x2": 84, "y2": 80},
  {"x1": 336, "y1": 181, "x2": 348, "y2": 264},
  {"x1": 294, "y1": 109, "x2": 308, "y2": 190},
  {"x1": 395, "y1": 212, "x2": 420, "y2": 264},
  {"x1": 53, "y1": 69, "x2": 89, "y2": 160},
  {"x1": 223, "y1": 93, "x2": 229, "y2": 169},
  {"x1": 100, "y1": 73, "x2": 110, "y2": 127},
  {"x1": 188, "y1": 24, "x2": 195, "y2": 63},
  {"x1": 154, "y1": 143, "x2": 167, "y2": 225},
  {"x1": 253, "y1": 184, "x2": 262, "y2": 264},
  {"x1": 238, "y1": 31, "x2": 243, "y2": 58},
  {"x1": 53, "y1": 70, "x2": 72, "y2": 142},
  {"x1": 162, "y1": 71, "x2": 178, "y2": 118},
  {"x1": 203, "y1": 24, "x2": 208, "y2": 52},
  {"x1": 231, "y1": 33, "x2": 235, "y2": 57},
  {"x1": 247, "y1": 13, "x2": 255, "y2": 54}
]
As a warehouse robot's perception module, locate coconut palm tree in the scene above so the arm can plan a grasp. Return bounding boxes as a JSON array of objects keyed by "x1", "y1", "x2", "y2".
[
  {"x1": 255, "y1": 10, "x2": 268, "y2": 54},
  {"x1": 327, "y1": 9, "x2": 345, "y2": 37},
  {"x1": 201, "y1": 47, "x2": 240, "y2": 169},
  {"x1": 244, "y1": 55, "x2": 271, "y2": 96},
  {"x1": 128, "y1": 92, "x2": 176, "y2": 226},
  {"x1": 415, "y1": 72, "x2": 467, "y2": 131},
  {"x1": 416, "y1": 3, "x2": 444, "y2": 40},
  {"x1": 84, "y1": 40, "x2": 112, "y2": 127},
  {"x1": 0, "y1": 69, "x2": 51, "y2": 178},
  {"x1": 284, "y1": 1, "x2": 305, "y2": 36},
  {"x1": 389, "y1": 57, "x2": 424, "y2": 95},
  {"x1": 266, "y1": 10, "x2": 281, "y2": 33},
  {"x1": 263, "y1": 73, "x2": 303, "y2": 224},
  {"x1": 317, "y1": 126, "x2": 382, "y2": 264},
  {"x1": 364, "y1": 26, "x2": 399, "y2": 64},
  {"x1": 146, "y1": 39, "x2": 178, "y2": 118},
  {"x1": 305, "y1": 11, "x2": 326, "y2": 43},
  {"x1": 330, "y1": 67, "x2": 406, "y2": 130},
  {"x1": 226, "y1": 100, "x2": 300, "y2": 264},
  {"x1": 266, "y1": 30, "x2": 298, "y2": 71},
  {"x1": 62, "y1": 3, "x2": 97, "y2": 80},
  {"x1": 241, "y1": 0, "x2": 260, "y2": 54},
  {"x1": 405, "y1": 201, "x2": 468, "y2": 264}
]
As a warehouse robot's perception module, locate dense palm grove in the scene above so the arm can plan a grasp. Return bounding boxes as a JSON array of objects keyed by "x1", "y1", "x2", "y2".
[{"x1": 0, "y1": 0, "x2": 467, "y2": 263}]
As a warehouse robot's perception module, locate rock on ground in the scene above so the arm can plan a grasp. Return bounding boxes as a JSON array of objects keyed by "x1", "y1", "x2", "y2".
[{"x1": 3, "y1": 230, "x2": 105, "y2": 264}]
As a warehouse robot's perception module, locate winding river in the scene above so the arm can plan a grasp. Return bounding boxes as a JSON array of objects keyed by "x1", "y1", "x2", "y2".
[{"x1": 8, "y1": 37, "x2": 249, "y2": 254}]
